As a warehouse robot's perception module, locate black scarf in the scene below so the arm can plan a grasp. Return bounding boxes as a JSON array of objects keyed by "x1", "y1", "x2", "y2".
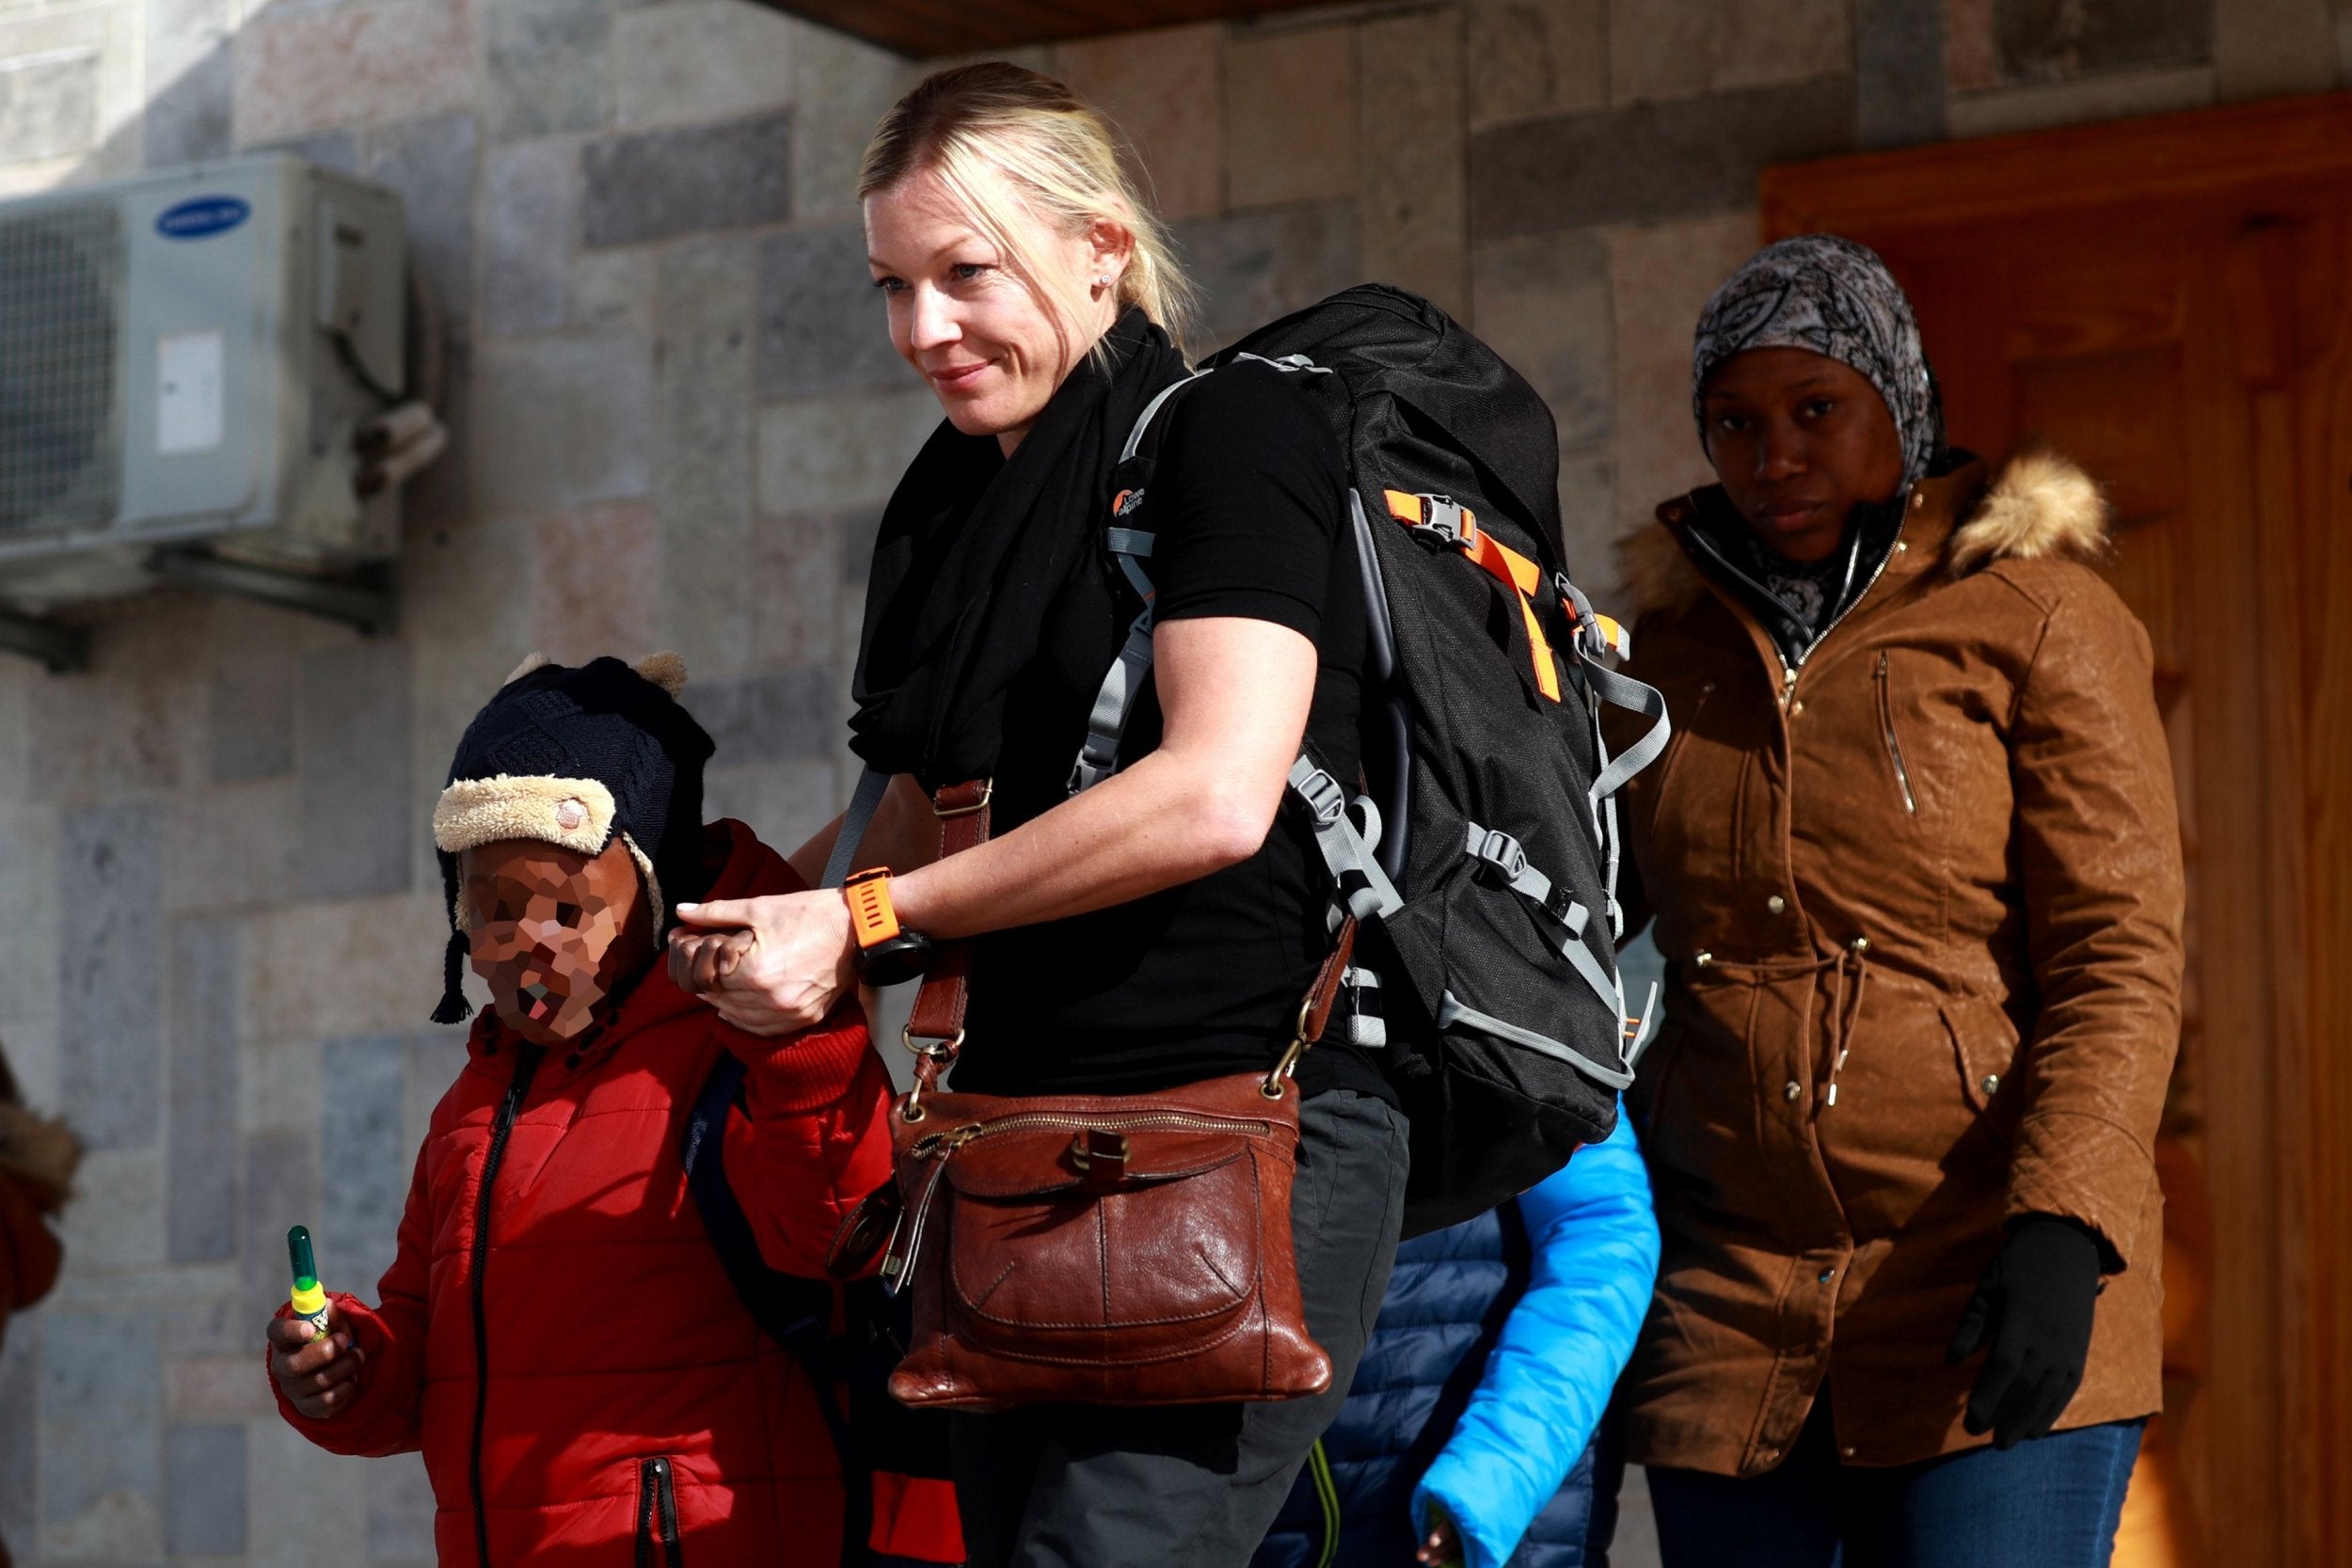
[{"x1": 850, "y1": 309, "x2": 1190, "y2": 786}]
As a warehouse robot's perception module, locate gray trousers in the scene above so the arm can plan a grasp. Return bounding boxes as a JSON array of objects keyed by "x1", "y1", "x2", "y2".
[{"x1": 949, "y1": 1087, "x2": 1410, "y2": 1568}]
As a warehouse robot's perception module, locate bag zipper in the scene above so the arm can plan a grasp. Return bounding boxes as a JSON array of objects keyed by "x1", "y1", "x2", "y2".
[
  {"x1": 635, "y1": 1455, "x2": 684, "y2": 1568},
  {"x1": 1875, "y1": 651, "x2": 1917, "y2": 815},
  {"x1": 907, "y1": 1108, "x2": 1277, "y2": 1161},
  {"x1": 468, "y1": 1042, "x2": 543, "y2": 1568}
]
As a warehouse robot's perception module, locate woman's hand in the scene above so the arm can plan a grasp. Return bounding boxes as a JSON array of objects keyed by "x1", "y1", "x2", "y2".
[
  {"x1": 669, "y1": 892, "x2": 856, "y2": 1037},
  {"x1": 1417, "y1": 1511, "x2": 1464, "y2": 1567}
]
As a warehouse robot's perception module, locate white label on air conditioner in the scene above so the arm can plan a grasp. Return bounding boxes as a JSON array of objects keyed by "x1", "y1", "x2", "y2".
[{"x1": 157, "y1": 330, "x2": 226, "y2": 454}]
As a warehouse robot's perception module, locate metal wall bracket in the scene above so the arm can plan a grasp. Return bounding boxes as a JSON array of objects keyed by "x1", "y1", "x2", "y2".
[
  {"x1": 0, "y1": 607, "x2": 91, "y2": 673},
  {"x1": 147, "y1": 548, "x2": 399, "y2": 637}
]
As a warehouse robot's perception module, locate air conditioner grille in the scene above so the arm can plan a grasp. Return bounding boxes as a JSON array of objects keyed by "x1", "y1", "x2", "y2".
[{"x1": 0, "y1": 204, "x2": 121, "y2": 536}]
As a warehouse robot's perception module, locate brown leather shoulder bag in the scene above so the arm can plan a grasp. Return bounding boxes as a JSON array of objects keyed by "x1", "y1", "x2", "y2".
[{"x1": 848, "y1": 779, "x2": 1343, "y2": 1410}]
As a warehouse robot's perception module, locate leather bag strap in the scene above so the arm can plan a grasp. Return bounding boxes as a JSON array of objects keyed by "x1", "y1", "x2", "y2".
[{"x1": 902, "y1": 780, "x2": 992, "y2": 1074}]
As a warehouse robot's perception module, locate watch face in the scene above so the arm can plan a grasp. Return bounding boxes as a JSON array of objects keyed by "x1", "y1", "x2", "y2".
[{"x1": 858, "y1": 932, "x2": 933, "y2": 988}]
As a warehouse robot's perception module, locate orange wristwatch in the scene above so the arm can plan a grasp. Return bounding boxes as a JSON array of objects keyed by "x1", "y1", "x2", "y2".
[{"x1": 843, "y1": 867, "x2": 933, "y2": 986}]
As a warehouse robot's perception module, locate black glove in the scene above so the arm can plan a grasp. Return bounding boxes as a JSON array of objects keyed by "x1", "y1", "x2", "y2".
[{"x1": 1945, "y1": 1215, "x2": 2104, "y2": 1449}]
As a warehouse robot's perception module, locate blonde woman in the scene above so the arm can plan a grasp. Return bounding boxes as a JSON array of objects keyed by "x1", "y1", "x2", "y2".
[{"x1": 671, "y1": 64, "x2": 1405, "y2": 1567}]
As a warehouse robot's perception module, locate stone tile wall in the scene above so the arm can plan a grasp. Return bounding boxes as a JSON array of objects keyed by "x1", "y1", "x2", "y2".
[{"x1": 0, "y1": 1, "x2": 2341, "y2": 1562}]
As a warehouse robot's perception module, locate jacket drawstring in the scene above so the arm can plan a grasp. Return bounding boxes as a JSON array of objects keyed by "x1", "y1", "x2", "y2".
[{"x1": 1686, "y1": 937, "x2": 1873, "y2": 1117}]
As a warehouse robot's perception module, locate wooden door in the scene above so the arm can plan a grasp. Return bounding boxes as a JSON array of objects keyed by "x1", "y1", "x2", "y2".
[{"x1": 1763, "y1": 94, "x2": 2352, "y2": 1568}]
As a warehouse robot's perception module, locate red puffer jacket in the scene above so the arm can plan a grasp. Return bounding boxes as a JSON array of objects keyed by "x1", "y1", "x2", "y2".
[{"x1": 271, "y1": 820, "x2": 956, "y2": 1567}]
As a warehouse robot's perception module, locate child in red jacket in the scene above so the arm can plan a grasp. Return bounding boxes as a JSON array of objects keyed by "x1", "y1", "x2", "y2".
[{"x1": 265, "y1": 653, "x2": 957, "y2": 1568}]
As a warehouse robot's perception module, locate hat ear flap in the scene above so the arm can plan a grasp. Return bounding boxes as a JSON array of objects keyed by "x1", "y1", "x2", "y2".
[{"x1": 503, "y1": 651, "x2": 552, "y2": 686}]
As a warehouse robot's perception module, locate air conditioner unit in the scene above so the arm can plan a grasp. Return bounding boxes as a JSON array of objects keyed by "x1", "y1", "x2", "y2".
[{"x1": 0, "y1": 154, "x2": 406, "y2": 611}]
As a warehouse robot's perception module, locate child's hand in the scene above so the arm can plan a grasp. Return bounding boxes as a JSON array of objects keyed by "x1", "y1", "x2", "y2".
[
  {"x1": 1417, "y1": 1512, "x2": 1464, "y2": 1567},
  {"x1": 266, "y1": 1305, "x2": 363, "y2": 1419},
  {"x1": 670, "y1": 891, "x2": 855, "y2": 1037}
]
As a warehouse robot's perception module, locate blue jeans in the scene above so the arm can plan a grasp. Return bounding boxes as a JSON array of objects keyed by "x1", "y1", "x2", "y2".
[{"x1": 1646, "y1": 1396, "x2": 2143, "y2": 1568}]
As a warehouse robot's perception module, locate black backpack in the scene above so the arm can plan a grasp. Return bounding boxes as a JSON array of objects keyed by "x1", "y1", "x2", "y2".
[
  {"x1": 1074, "y1": 286, "x2": 1669, "y2": 1238},
  {"x1": 680, "y1": 1055, "x2": 959, "y2": 1568}
]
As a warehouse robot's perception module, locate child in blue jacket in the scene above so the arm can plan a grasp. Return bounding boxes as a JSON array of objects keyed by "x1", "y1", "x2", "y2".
[{"x1": 1254, "y1": 1110, "x2": 1659, "y2": 1568}]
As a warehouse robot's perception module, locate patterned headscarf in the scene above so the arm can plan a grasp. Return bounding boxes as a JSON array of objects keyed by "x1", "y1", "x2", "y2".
[{"x1": 1691, "y1": 234, "x2": 1944, "y2": 490}]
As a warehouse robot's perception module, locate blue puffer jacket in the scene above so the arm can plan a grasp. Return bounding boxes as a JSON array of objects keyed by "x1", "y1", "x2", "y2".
[{"x1": 1255, "y1": 1112, "x2": 1658, "y2": 1568}]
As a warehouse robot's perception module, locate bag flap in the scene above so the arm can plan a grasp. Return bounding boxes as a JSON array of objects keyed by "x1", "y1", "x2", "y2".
[{"x1": 945, "y1": 1125, "x2": 1248, "y2": 1199}]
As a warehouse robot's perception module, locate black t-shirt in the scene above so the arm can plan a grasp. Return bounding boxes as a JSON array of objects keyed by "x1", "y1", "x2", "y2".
[{"x1": 956, "y1": 360, "x2": 1388, "y2": 1102}]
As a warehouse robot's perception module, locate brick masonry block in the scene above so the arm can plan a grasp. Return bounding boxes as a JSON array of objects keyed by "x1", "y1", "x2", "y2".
[
  {"x1": 474, "y1": 332, "x2": 656, "y2": 515},
  {"x1": 62, "y1": 1148, "x2": 162, "y2": 1272},
  {"x1": 755, "y1": 387, "x2": 941, "y2": 515},
  {"x1": 27, "y1": 603, "x2": 205, "y2": 805},
  {"x1": 1856, "y1": 0, "x2": 1949, "y2": 147},
  {"x1": 753, "y1": 511, "x2": 847, "y2": 671},
  {"x1": 1467, "y1": 0, "x2": 1607, "y2": 129},
  {"x1": 1608, "y1": 0, "x2": 1851, "y2": 103},
  {"x1": 572, "y1": 246, "x2": 656, "y2": 335},
  {"x1": 59, "y1": 800, "x2": 163, "y2": 1151},
  {"x1": 683, "y1": 666, "x2": 838, "y2": 765},
  {"x1": 242, "y1": 1131, "x2": 321, "y2": 1323},
  {"x1": 0, "y1": 1328, "x2": 31, "y2": 1553},
  {"x1": 1172, "y1": 201, "x2": 1360, "y2": 348},
  {"x1": 364, "y1": 111, "x2": 481, "y2": 325},
  {"x1": 144, "y1": 0, "x2": 235, "y2": 166},
  {"x1": 164, "y1": 1354, "x2": 276, "y2": 1421},
  {"x1": 1225, "y1": 24, "x2": 1359, "y2": 211},
  {"x1": 703, "y1": 757, "x2": 841, "y2": 855},
  {"x1": 582, "y1": 111, "x2": 794, "y2": 248},
  {"x1": 0, "y1": 42, "x2": 97, "y2": 165},
  {"x1": 758, "y1": 222, "x2": 905, "y2": 399},
  {"x1": 789, "y1": 18, "x2": 910, "y2": 224},
  {"x1": 322, "y1": 1034, "x2": 408, "y2": 1295},
  {"x1": 243, "y1": 893, "x2": 452, "y2": 1052},
  {"x1": 247, "y1": 1421, "x2": 370, "y2": 1568},
  {"x1": 234, "y1": 0, "x2": 477, "y2": 145},
  {"x1": 482, "y1": 137, "x2": 576, "y2": 335},
  {"x1": 485, "y1": 0, "x2": 613, "y2": 140},
  {"x1": 1361, "y1": 10, "x2": 1467, "y2": 317},
  {"x1": 1994, "y1": 0, "x2": 2212, "y2": 82},
  {"x1": 369, "y1": 1449, "x2": 437, "y2": 1564},
  {"x1": 1559, "y1": 441, "x2": 1619, "y2": 599},
  {"x1": 162, "y1": 1295, "x2": 254, "y2": 1358},
  {"x1": 167, "y1": 917, "x2": 241, "y2": 1262},
  {"x1": 0, "y1": 801, "x2": 58, "y2": 1037},
  {"x1": 166, "y1": 778, "x2": 302, "y2": 912},
  {"x1": 1607, "y1": 212, "x2": 1758, "y2": 534},
  {"x1": 1054, "y1": 24, "x2": 1224, "y2": 220},
  {"x1": 40, "y1": 1308, "x2": 163, "y2": 1549},
  {"x1": 300, "y1": 640, "x2": 415, "y2": 901},
  {"x1": 1470, "y1": 77, "x2": 1854, "y2": 236},
  {"x1": 614, "y1": 0, "x2": 797, "y2": 129},
  {"x1": 532, "y1": 500, "x2": 661, "y2": 666},
  {"x1": 657, "y1": 237, "x2": 758, "y2": 679},
  {"x1": 210, "y1": 604, "x2": 299, "y2": 783},
  {"x1": 165, "y1": 1421, "x2": 246, "y2": 1556},
  {"x1": 241, "y1": 1037, "x2": 324, "y2": 1141},
  {"x1": 1472, "y1": 229, "x2": 1613, "y2": 450}
]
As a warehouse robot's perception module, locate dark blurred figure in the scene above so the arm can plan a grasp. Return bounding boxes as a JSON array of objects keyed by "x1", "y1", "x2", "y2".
[{"x1": 0, "y1": 1041, "x2": 79, "y2": 1568}]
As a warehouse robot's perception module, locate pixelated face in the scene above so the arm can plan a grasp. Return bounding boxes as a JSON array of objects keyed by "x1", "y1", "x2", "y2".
[{"x1": 460, "y1": 836, "x2": 655, "y2": 1046}]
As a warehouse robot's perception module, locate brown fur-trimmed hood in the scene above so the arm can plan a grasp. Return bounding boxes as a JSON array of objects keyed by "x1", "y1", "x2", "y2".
[
  {"x1": 1620, "y1": 450, "x2": 2109, "y2": 620},
  {"x1": 0, "y1": 1100, "x2": 80, "y2": 1210}
]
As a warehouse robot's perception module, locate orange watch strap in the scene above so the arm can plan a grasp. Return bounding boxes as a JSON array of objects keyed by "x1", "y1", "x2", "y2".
[{"x1": 844, "y1": 867, "x2": 902, "y2": 949}]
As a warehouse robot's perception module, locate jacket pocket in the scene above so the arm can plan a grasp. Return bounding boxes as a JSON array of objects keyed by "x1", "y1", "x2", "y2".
[
  {"x1": 1875, "y1": 652, "x2": 1917, "y2": 816},
  {"x1": 1943, "y1": 994, "x2": 2023, "y2": 1117},
  {"x1": 635, "y1": 1455, "x2": 683, "y2": 1568}
]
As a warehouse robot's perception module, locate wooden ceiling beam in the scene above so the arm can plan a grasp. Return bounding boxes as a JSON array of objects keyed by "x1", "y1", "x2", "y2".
[{"x1": 749, "y1": 0, "x2": 1338, "y2": 57}]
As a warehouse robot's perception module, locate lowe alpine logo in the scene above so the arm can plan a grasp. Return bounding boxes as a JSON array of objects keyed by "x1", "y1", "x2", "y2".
[{"x1": 155, "y1": 196, "x2": 250, "y2": 239}]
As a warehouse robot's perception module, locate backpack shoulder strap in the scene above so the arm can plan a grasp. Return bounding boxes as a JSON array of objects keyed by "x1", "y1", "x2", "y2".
[{"x1": 680, "y1": 1055, "x2": 870, "y2": 1553}]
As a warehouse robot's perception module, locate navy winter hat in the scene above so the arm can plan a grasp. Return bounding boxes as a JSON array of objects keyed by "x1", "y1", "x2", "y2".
[{"x1": 428, "y1": 652, "x2": 716, "y2": 1024}]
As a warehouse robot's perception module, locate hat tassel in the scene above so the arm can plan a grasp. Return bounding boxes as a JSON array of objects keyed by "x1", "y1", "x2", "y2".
[{"x1": 430, "y1": 929, "x2": 472, "y2": 1025}]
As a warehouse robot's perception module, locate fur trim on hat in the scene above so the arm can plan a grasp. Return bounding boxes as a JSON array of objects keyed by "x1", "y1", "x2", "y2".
[
  {"x1": 0, "y1": 1101, "x2": 80, "y2": 1208},
  {"x1": 631, "y1": 652, "x2": 688, "y2": 697},
  {"x1": 503, "y1": 651, "x2": 552, "y2": 685},
  {"x1": 1945, "y1": 450, "x2": 2107, "y2": 576},
  {"x1": 434, "y1": 775, "x2": 617, "y2": 858}
]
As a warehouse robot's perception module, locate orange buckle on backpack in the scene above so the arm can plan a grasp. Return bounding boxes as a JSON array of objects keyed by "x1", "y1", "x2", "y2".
[{"x1": 1386, "y1": 489, "x2": 1562, "y2": 703}]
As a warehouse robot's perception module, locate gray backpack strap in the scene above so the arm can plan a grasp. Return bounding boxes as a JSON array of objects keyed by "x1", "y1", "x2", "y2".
[
  {"x1": 819, "y1": 765, "x2": 893, "y2": 890},
  {"x1": 1069, "y1": 370, "x2": 1213, "y2": 795},
  {"x1": 1558, "y1": 576, "x2": 1671, "y2": 935}
]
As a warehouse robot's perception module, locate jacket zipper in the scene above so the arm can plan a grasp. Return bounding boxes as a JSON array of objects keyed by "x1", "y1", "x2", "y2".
[
  {"x1": 635, "y1": 1455, "x2": 684, "y2": 1568},
  {"x1": 908, "y1": 1108, "x2": 1276, "y2": 1160},
  {"x1": 468, "y1": 1042, "x2": 543, "y2": 1568},
  {"x1": 1875, "y1": 651, "x2": 1917, "y2": 815},
  {"x1": 1682, "y1": 520, "x2": 1903, "y2": 708}
]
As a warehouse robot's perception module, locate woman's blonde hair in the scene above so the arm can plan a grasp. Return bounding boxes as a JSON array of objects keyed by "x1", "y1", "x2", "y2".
[{"x1": 859, "y1": 62, "x2": 1197, "y2": 356}]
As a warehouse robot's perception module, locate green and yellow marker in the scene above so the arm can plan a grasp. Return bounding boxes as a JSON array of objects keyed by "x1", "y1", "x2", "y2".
[{"x1": 287, "y1": 1226, "x2": 333, "y2": 1340}]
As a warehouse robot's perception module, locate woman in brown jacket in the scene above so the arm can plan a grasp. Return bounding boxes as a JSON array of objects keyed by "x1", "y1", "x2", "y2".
[{"x1": 1614, "y1": 236, "x2": 2183, "y2": 1567}]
